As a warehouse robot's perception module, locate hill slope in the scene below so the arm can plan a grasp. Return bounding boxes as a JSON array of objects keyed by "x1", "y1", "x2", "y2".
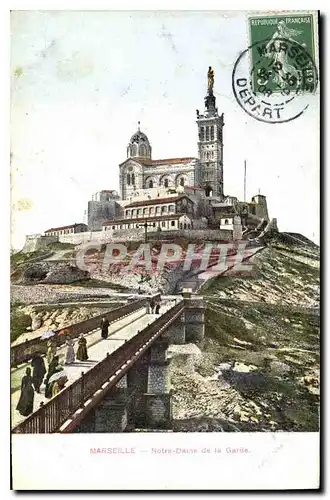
[{"x1": 170, "y1": 240, "x2": 320, "y2": 432}]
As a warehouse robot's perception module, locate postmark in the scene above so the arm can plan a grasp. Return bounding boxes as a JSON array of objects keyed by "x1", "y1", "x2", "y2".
[
  {"x1": 249, "y1": 13, "x2": 316, "y2": 93},
  {"x1": 232, "y1": 38, "x2": 318, "y2": 124},
  {"x1": 232, "y1": 14, "x2": 318, "y2": 124}
]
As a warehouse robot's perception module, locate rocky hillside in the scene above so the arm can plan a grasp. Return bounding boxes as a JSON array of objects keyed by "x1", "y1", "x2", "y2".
[
  {"x1": 170, "y1": 240, "x2": 320, "y2": 432},
  {"x1": 10, "y1": 304, "x2": 116, "y2": 345}
]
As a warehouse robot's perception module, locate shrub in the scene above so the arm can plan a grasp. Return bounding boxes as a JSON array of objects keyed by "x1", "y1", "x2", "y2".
[{"x1": 10, "y1": 310, "x2": 32, "y2": 343}]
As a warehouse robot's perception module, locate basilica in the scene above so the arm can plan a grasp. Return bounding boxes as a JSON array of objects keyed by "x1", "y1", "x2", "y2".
[
  {"x1": 119, "y1": 66, "x2": 224, "y2": 202},
  {"x1": 43, "y1": 68, "x2": 271, "y2": 242},
  {"x1": 100, "y1": 68, "x2": 270, "y2": 239}
]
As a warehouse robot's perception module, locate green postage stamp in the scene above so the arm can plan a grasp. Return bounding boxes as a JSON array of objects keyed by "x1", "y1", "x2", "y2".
[
  {"x1": 232, "y1": 12, "x2": 318, "y2": 123},
  {"x1": 248, "y1": 13, "x2": 316, "y2": 94}
]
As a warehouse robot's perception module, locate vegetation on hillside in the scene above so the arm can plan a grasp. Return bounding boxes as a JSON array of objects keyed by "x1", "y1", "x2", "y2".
[
  {"x1": 67, "y1": 278, "x2": 129, "y2": 291},
  {"x1": 171, "y1": 241, "x2": 320, "y2": 432},
  {"x1": 10, "y1": 250, "x2": 53, "y2": 269},
  {"x1": 10, "y1": 307, "x2": 32, "y2": 343},
  {"x1": 48, "y1": 242, "x2": 76, "y2": 250}
]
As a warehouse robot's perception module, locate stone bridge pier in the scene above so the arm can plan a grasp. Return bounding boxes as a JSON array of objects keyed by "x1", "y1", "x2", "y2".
[
  {"x1": 183, "y1": 293, "x2": 205, "y2": 343},
  {"x1": 86, "y1": 339, "x2": 171, "y2": 432},
  {"x1": 165, "y1": 291, "x2": 205, "y2": 345},
  {"x1": 76, "y1": 291, "x2": 204, "y2": 433}
]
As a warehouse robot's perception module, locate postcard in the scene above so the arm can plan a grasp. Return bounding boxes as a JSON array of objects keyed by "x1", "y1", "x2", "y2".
[{"x1": 10, "y1": 9, "x2": 320, "y2": 490}]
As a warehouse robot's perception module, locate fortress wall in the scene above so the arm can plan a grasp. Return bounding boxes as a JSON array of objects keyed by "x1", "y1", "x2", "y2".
[
  {"x1": 22, "y1": 235, "x2": 58, "y2": 254},
  {"x1": 58, "y1": 228, "x2": 233, "y2": 245},
  {"x1": 24, "y1": 228, "x2": 233, "y2": 252}
]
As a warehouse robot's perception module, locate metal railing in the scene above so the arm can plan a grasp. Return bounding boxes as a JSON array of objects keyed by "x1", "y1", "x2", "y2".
[
  {"x1": 12, "y1": 299, "x2": 184, "y2": 434},
  {"x1": 11, "y1": 298, "x2": 149, "y2": 367}
]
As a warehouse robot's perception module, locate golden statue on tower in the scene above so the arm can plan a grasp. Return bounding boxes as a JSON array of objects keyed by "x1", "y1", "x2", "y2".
[{"x1": 208, "y1": 66, "x2": 214, "y2": 91}]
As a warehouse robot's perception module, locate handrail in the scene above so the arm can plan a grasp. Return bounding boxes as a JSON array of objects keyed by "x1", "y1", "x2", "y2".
[
  {"x1": 12, "y1": 300, "x2": 184, "y2": 434},
  {"x1": 11, "y1": 298, "x2": 150, "y2": 367}
]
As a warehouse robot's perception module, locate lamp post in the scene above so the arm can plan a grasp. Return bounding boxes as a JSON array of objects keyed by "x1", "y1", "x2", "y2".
[{"x1": 137, "y1": 221, "x2": 155, "y2": 243}]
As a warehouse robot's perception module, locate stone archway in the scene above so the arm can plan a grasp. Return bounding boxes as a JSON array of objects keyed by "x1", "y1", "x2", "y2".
[
  {"x1": 144, "y1": 176, "x2": 157, "y2": 189},
  {"x1": 159, "y1": 175, "x2": 172, "y2": 188},
  {"x1": 175, "y1": 174, "x2": 188, "y2": 188}
]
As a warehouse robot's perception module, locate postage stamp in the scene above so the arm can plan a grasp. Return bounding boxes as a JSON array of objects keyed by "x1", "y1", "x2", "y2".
[
  {"x1": 249, "y1": 13, "x2": 316, "y2": 93},
  {"x1": 232, "y1": 13, "x2": 318, "y2": 124}
]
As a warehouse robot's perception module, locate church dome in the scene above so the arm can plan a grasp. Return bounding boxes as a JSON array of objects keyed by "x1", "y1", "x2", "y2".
[
  {"x1": 130, "y1": 130, "x2": 149, "y2": 144},
  {"x1": 127, "y1": 124, "x2": 152, "y2": 159}
]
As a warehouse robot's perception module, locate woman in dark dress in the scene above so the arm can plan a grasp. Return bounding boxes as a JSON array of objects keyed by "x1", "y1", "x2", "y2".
[
  {"x1": 16, "y1": 367, "x2": 34, "y2": 416},
  {"x1": 44, "y1": 355, "x2": 63, "y2": 398},
  {"x1": 31, "y1": 354, "x2": 46, "y2": 393},
  {"x1": 100, "y1": 317, "x2": 110, "y2": 339},
  {"x1": 76, "y1": 334, "x2": 88, "y2": 361}
]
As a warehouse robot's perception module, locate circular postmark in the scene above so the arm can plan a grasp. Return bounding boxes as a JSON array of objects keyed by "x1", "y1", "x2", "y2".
[{"x1": 232, "y1": 37, "x2": 318, "y2": 124}]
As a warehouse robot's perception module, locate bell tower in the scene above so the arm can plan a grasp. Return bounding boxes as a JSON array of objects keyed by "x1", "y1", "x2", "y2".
[{"x1": 196, "y1": 67, "x2": 224, "y2": 198}]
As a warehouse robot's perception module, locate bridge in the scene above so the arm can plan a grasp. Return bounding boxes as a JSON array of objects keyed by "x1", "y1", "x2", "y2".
[{"x1": 11, "y1": 291, "x2": 205, "y2": 434}]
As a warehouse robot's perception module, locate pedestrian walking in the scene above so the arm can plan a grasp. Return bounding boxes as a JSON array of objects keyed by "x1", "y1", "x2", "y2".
[
  {"x1": 16, "y1": 367, "x2": 35, "y2": 416},
  {"x1": 150, "y1": 299, "x2": 155, "y2": 314},
  {"x1": 44, "y1": 355, "x2": 63, "y2": 398},
  {"x1": 76, "y1": 333, "x2": 89, "y2": 361},
  {"x1": 155, "y1": 303, "x2": 161, "y2": 315},
  {"x1": 30, "y1": 353, "x2": 46, "y2": 393},
  {"x1": 65, "y1": 336, "x2": 75, "y2": 364},
  {"x1": 46, "y1": 340, "x2": 56, "y2": 366},
  {"x1": 100, "y1": 317, "x2": 110, "y2": 340},
  {"x1": 49, "y1": 372, "x2": 68, "y2": 398}
]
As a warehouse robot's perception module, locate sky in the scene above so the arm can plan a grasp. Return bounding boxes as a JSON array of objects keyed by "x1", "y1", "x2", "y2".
[{"x1": 10, "y1": 10, "x2": 320, "y2": 250}]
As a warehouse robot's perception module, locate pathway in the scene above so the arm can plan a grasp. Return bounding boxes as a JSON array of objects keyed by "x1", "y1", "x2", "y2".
[{"x1": 11, "y1": 300, "x2": 174, "y2": 428}]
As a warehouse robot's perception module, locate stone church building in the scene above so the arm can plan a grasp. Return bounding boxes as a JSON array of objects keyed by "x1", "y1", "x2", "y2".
[
  {"x1": 35, "y1": 68, "x2": 272, "y2": 245},
  {"x1": 119, "y1": 72, "x2": 224, "y2": 201}
]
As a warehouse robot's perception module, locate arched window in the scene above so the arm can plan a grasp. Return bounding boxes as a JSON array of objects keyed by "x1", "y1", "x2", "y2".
[
  {"x1": 161, "y1": 205, "x2": 168, "y2": 214},
  {"x1": 205, "y1": 185, "x2": 212, "y2": 197},
  {"x1": 180, "y1": 178, "x2": 185, "y2": 186},
  {"x1": 225, "y1": 219, "x2": 229, "y2": 225},
  {"x1": 161, "y1": 221, "x2": 166, "y2": 227},
  {"x1": 210, "y1": 126, "x2": 214, "y2": 140},
  {"x1": 164, "y1": 178, "x2": 169, "y2": 188},
  {"x1": 169, "y1": 204, "x2": 175, "y2": 213},
  {"x1": 143, "y1": 207, "x2": 148, "y2": 215},
  {"x1": 127, "y1": 174, "x2": 131, "y2": 185},
  {"x1": 184, "y1": 223, "x2": 187, "y2": 229},
  {"x1": 148, "y1": 180, "x2": 153, "y2": 188},
  {"x1": 206, "y1": 126, "x2": 210, "y2": 141},
  {"x1": 206, "y1": 152, "x2": 209, "y2": 160},
  {"x1": 200, "y1": 127, "x2": 205, "y2": 141},
  {"x1": 132, "y1": 144, "x2": 138, "y2": 156},
  {"x1": 132, "y1": 173, "x2": 135, "y2": 185},
  {"x1": 140, "y1": 144, "x2": 146, "y2": 156}
]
